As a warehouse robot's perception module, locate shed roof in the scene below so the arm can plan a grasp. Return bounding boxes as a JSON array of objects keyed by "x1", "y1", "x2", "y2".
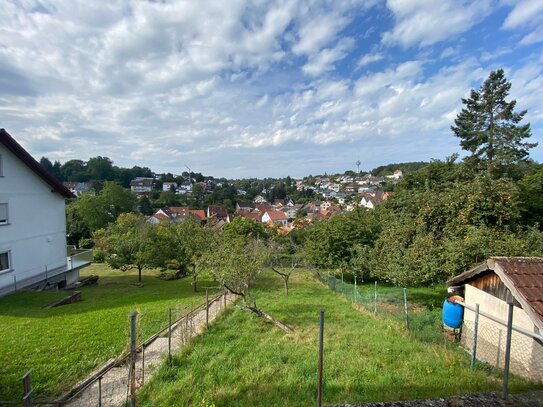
[
  {"x1": 448, "y1": 257, "x2": 543, "y2": 330},
  {"x1": 0, "y1": 129, "x2": 73, "y2": 198}
]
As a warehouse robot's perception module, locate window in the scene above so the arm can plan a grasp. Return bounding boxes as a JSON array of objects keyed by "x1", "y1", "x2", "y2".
[
  {"x1": 0, "y1": 203, "x2": 7, "y2": 225},
  {"x1": 0, "y1": 252, "x2": 9, "y2": 272}
]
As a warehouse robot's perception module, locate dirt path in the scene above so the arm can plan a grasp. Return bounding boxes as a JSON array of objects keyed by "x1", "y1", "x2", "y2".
[{"x1": 65, "y1": 291, "x2": 235, "y2": 407}]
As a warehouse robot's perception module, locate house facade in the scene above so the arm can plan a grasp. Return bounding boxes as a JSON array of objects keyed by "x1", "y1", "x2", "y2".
[
  {"x1": 0, "y1": 129, "x2": 90, "y2": 296},
  {"x1": 130, "y1": 177, "x2": 154, "y2": 195}
]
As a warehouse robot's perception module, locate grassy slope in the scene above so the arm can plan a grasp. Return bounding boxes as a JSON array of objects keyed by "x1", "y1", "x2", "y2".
[
  {"x1": 139, "y1": 270, "x2": 539, "y2": 407},
  {"x1": 0, "y1": 264, "x2": 219, "y2": 400}
]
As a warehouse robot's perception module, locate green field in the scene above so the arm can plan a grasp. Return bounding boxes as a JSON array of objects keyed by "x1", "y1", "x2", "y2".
[
  {"x1": 0, "y1": 264, "x2": 219, "y2": 400},
  {"x1": 138, "y1": 270, "x2": 540, "y2": 407}
]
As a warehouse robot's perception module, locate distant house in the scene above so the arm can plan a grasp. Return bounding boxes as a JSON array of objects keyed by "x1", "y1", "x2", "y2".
[
  {"x1": 178, "y1": 183, "x2": 192, "y2": 194},
  {"x1": 207, "y1": 205, "x2": 228, "y2": 221},
  {"x1": 274, "y1": 199, "x2": 286, "y2": 208},
  {"x1": 63, "y1": 182, "x2": 91, "y2": 196},
  {"x1": 261, "y1": 210, "x2": 288, "y2": 226},
  {"x1": 448, "y1": 257, "x2": 543, "y2": 382},
  {"x1": 130, "y1": 177, "x2": 154, "y2": 196},
  {"x1": 234, "y1": 210, "x2": 262, "y2": 222},
  {"x1": 190, "y1": 209, "x2": 206, "y2": 222},
  {"x1": 344, "y1": 183, "x2": 358, "y2": 193},
  {"x1": 306, "y1": 201, "x2": 322, "y2": 213},
  {"x1": 162, "y1": 182, "x2": 177, "y2": 192},
  {"x1": 386, "y1": 170, "x2": 403, "y2": 180},
  {"x1": 320, "y1": 201, "x2": 333, "y2": 211},
  {"x1": 235, "y1": 201, "x2": 255, "y2": 212},
  {"x1": 0, "y1": 129, "x2": 91, "y2": 296},
  {"x1": 283, "y1": 206, "x2": 300, "y2": 220},
  {"x1": 254, "y1": 203, "x2": 273, "y2": 213},
  {"x1": 253, "y1": 195, "x2": 267, "y2": 204},
  {"x1": 360, "y1": 191, "x2": 389, "y2": 209},
  {"x1": 149, "y1": 207, "x2": 206, "y2": 224}
]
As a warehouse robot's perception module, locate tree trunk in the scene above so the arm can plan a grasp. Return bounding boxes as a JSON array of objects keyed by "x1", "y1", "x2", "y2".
[
  {"x1": 247, "y1": 306, "x2": 293, "y2": 334},
  {"x1": 192, "y1": 271, "x2": 197, "y2": 292},
  {"x1": 284, "y1": 277, "x2": 289, "y2": 296},
  {"x1": 138, "y1": 267, "x2": 142, "y2": 283}
]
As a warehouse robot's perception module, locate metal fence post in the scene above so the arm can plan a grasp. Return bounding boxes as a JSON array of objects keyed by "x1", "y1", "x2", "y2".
[
  {"x1": 142, "y1": 345, "x2": 145, "y2": 385},
  {"x1": 317, "y1": 309, "x2": 325, "y2": 407},
  {"x1": 502, "y1": 303, "x2": 514, "y2": 400},
  {"x1": 168, "y1": 308, "x2": 172, "y2": 364},
  {"x1": 403, "y1": 288, "x2": 410, "y2": 331},
  {"x1": 353, "y1": 276, "x2": 357, "y2": 303},
  {"x1": 129, "y1": 311, "x2": 137, "y2": 407},
  {"x1": 471, "y1": 304, "x2": 480, "y2": 370},
  {"x1": 206, "y1": 288, "x2": 209, "y2": 328},
  {"x1": 374, "y1": 281, "x2": 377, "y2": 314},
  {"x1": 22, "y1": 369, "x2": 33, "y2": 407},
  {"x1": 98, "y1": 376, "x2": 102, "y2": 407}
]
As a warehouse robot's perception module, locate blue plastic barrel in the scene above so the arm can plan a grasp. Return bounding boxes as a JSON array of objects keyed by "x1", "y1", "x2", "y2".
[{"x1": 442, "y1": 299, "x2": 464, "y2": 329}]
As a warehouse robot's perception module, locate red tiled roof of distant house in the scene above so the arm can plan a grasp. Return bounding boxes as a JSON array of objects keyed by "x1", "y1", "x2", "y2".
[
  {"x1": 190, "y1": 210, "x2": 206, "y2": 221},
  {"x1": 255, "y1": 204, "x2": 273, "y2": 212},
  {"x1": 153, "y1": 212, "x2": 170, "y2": 221},
  {"x1": 265, "y1": 210, "x2": 288, "y2": 221}
]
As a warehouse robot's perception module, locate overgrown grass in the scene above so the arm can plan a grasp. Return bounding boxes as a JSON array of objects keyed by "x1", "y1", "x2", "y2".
[
  {"x1": 138, "y1": 270, "x2": 541, "y2": 406},
  {"x1": 0, "y1": 264, "x2": 219, "y2": 400}
]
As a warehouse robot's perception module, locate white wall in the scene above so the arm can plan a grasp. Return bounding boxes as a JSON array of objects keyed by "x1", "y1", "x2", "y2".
[
  {"x1": 0, "y1": 144, "x2": 67, "y2": 291},
  {"x1": 462, "y1": 285, "x2": 543, "y2": 382}
]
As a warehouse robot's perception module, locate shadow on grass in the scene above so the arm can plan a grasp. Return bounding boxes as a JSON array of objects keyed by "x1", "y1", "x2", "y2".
[{"x1": 0, "y1": 271, "x2": 219, "y2": 318}]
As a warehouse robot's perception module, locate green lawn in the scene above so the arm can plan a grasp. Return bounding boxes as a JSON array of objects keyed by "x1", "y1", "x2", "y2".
[
  {"x1": 0, "y1": 264, "x2": 219, "y2": 400},
  {"x1": 138, "y1": 270, "x2": 540, "y2": 407}
]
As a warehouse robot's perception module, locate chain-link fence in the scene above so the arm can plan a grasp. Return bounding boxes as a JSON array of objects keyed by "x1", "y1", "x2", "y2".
[
  {"x1": 461, "y1": 303, "x2": 543, "y2": 384},
  {"x1": 3, "y1": 289, "x2": 232, "y2": 407},
  {"x1": 318, "y1": 272, "x2": 543, "y2": 397},
  {"x1": 319, "y1": 274, "x2": 444, "y2": 344}
]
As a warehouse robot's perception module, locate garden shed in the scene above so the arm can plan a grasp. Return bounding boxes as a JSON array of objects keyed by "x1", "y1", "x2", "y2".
[{"x1": 447, "y1": 257, "x2": 543, "y2": 382}]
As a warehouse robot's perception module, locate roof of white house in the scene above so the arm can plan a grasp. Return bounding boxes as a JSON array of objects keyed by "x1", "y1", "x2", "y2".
[{"x1": 0, "y1": 129, "x2": 73, "y2": 198}]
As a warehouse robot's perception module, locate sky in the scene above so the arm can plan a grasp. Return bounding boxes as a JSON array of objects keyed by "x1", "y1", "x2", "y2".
[{"x1": 1, "y1": 0, "x2": 543, "y2": 179}]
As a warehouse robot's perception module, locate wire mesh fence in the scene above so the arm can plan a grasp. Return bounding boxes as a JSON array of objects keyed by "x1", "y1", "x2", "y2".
[
  {"x1": 318, "y1": 272, "x2": 543, "y2": 397},
  {"x1": 462, "y1": 308, "x2": 543, "y2": 383},
  {"x1": 319, "y1": 274, "x2": 444, "y2": 344},
  {"x1": 1, "y1": 289, "x2": 230, "y2": 407}
]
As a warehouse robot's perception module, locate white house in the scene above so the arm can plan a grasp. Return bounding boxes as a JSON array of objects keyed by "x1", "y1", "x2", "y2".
[
  {"x1": 261, "y1": 210, "x2": 288, "y2": 226},
  {"x1": 162, "y1": 182, "x2": 177, "y2": 192},
  {"x1": 130, "y1": 177, "x2": 154, "y2": 195},
  {"x1": 0, "y1": 129, "x2": 91, "y2": 296}
]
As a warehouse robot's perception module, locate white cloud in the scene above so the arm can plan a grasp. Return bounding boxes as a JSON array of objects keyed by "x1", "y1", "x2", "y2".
[
  {"x1": 358, "y1": 52, "x2": 384, "y2": 67},
  {"x1": 1, "y1": 0, "x2": 542, "y2": 178},
  {"x1": 382, "y1": 0, "x2": 493, "y2": 48},
  {"x1": 302, "y1": 38, "x2": 354, "y2": 76},
  {"x1": 502, "y1": 0, "x2": 543, "y2": 45}
]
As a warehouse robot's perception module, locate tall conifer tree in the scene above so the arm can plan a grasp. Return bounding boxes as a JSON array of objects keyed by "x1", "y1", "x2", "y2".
[{"x1": 452, "y1": 69, "x2": 535, "y2": 170}]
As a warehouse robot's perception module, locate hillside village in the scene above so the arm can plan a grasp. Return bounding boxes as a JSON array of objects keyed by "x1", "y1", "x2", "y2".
[{"x1": 63, "y1": 171, "x2": 401, "y2": 235}]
